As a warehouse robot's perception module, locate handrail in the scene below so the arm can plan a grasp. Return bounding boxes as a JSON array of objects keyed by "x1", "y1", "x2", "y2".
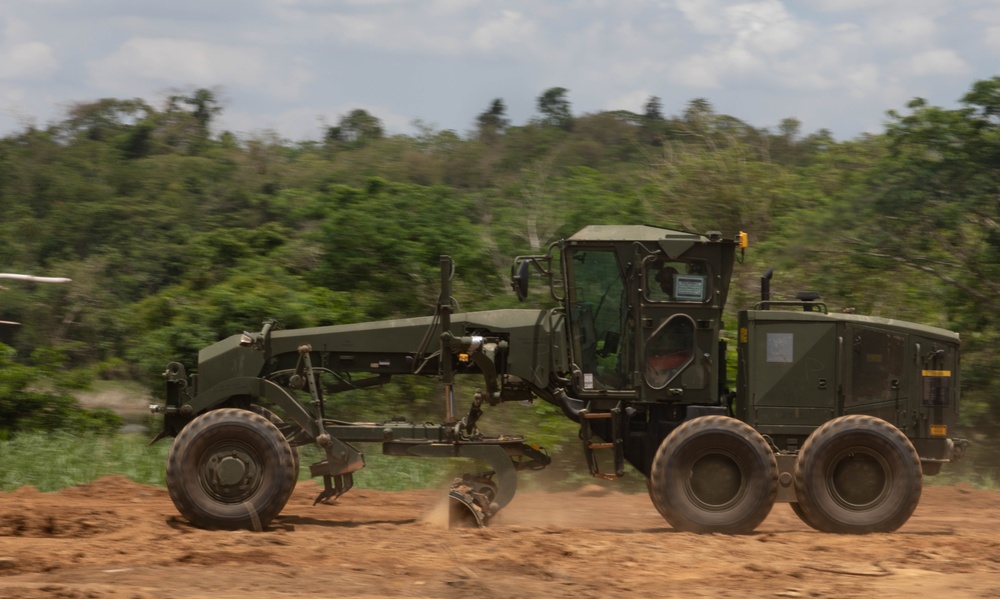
[{"x1": 752, "y1": 300, "x2": 828, "y2": 314}]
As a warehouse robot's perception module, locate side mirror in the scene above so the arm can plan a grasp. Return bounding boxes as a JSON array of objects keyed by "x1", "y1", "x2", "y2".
[{"x1": 512, "y1": 259, "x2": 531, "y2": 302}]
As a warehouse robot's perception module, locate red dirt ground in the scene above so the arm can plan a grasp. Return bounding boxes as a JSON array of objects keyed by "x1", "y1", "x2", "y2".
[{"x1": 1, "y1": 476, "x2": 998, "y2": 598}]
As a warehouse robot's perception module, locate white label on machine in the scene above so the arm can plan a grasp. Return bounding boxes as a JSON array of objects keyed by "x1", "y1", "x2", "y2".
[
  {"x1": 766, "y1": 332, "x2": 794, "y2": 363},
  {"x1": 584, "y1": 373, "x2": 594, "y2": 389},
  {"x1": 674, "y1": 275, "x2": 706, "y2": 301}
]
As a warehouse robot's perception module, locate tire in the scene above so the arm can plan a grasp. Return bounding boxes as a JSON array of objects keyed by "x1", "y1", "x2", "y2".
[
  {"x1": 789, "y1": 502, "x2": 821, "y2": 531},
  {"x1": 166, "y1": 408, "x2": 297, "y2": 530},
  {"x1": 793, "y1": 415, "x2": 921, "y2": 534},
  {"x1": 649, "y1": 416, "x2": 778, "y2": 534},
  {"x1": 249, "y1": 404, "x2": 301, "y2": 487}
]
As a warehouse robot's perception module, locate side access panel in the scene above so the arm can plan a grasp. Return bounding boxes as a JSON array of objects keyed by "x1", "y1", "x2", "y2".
[
  {"x1": 842, "y1": 324, "x2": 907, "y2": 428},
  {"x1": 738, "y1": 311, "x2": 838, "y2": 437}
]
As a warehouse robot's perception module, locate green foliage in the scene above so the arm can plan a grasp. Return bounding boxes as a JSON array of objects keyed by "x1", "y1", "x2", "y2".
[
  {"x1": 0, "y1": 344, "x2": 122, "y2": 437},
  {"x1": 4, "y1": 76, "x2": 1000, "y2": 458},
  {"x1": 476, "y1": 98, "x2": 510, "y2": 142},
  {"x1": 536, "y1": 87, "x2": 573, "y2": 130},
  {"x1": 309, "y1": 179, "x2": 500, "y2": 318},
  {"x1": 326, "y1": 109, "x2": 385, "y2": 148}
]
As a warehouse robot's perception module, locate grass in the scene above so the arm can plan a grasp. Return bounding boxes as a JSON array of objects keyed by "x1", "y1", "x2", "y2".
[
  {"x1": 0, "y1": 432, "x2": 170, "y2": 492},
  {"x1": 2, "y1": 432, "x2": 997, "y2": 494},
  {"x1": 0, "y1": 432, "x2": 580, "y2": 493}
]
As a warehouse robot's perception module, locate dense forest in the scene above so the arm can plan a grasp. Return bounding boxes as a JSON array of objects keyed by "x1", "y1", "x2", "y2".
[{"x1": 3, "y1": 79, "x2": 1000, "y2": 446}]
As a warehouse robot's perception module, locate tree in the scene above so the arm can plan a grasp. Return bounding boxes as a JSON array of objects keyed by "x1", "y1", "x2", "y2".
[
  {"x1": 766, "y1": 117, "x2": 803, "y2": 165},
  {"x1": 537, "y1": 87, "x2": 573, "y2": 130},
  {"x1": 326, "y1": 109, "x2": 384, "y2": 147},
  {"x1": 683, "y1": 98, "x2": 715, "y2": 129},
  {"x1": 0, "y1": 343, "x2": 121, "y2": 436},
  {"x1": 476, "y1": 98, "x2": 510, "y2": 141},
  {"x1": 644, "y1": 96, "x2": 664, "y2": 121},
  {"x1": 858, "y1": 82, "x2": 1000, "y2": 312},
  {"x1": 641, "y1": 96, "x2": 667, "y2": 146},
  {"x1": 782, "y1": 77, "x2": 1000, "y2": 426},
  {"x1": 778, "y1": 117, "x2": 801, "y2": 141},
  {"x1": 156, "y1": 90, "x2": 222, "y2": 154},
  {"x1": 59, "y1": 98, "x2": 153, "y2": 143},
  {"x1": 181, "y1": 88, "x2": 223, "y2": 136}
]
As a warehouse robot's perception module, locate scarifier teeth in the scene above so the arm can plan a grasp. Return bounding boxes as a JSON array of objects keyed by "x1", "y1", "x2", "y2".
[
  {"x1": 448, "y1": 488, "x2": 487, "y2": 528},
  {"x1": 447, "y1": 474, "x2": 499, "y2": 528}
]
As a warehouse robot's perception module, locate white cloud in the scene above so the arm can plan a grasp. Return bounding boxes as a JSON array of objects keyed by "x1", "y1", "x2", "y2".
[
  {"x1": 866, "y1": 15, "x2": 937, "y2": 48},
  {"x1": 273, "y1": 5, "x2": 544, "y2": 59},
  {"x1": 670, "y1": 55, "x2": 723, "y2": 88},
  {"x1": 271, "y1": 0, "x2": 400, "y2": 11},
  {"x1": 470, "y1": 10, "x2": 538, "y2": 53},
  {"x1": 604, "y1": 89, "x2": 655, "y2": 114},
  {"x1": 277, "y1": 11, "x2": 469, "y2": 55},
  {"x1": 811, "y1": 0, "x2": 944, "y2": 12},
  {"x1": 0, "y1": 41, "x2": 58, "y2": 79},
  {"x1": 88, "y1": 38, "x2": 311, "y2": 100},
  {"x1": 674, "y1": 0, "x2": 803, "y2": 50},
  {"x1": 429, "y1": 0, "x2": 482, "y2": 14},
  {"x1": 988, "y1": 26, "x2": 1000, "y2": 50},
  {"x1": 0, "y1": 16, "x2": 58, "y2": 80},
  {"x1": 724, "y1": 1, "x2": 804, "y2": 54},
  {"x1": 829, "y1": 21, "x2": 864, "y2": 45},
  {"x1": 674, "y1": 0, "x2": 727, "y2": 34},
  {"x1": 843, "y1": 63, "x2": 881, "y2": 98},
  {"x1": 666, "y1": 0, "x2": 809, "y2": 89},
  {"x1": 905, "y1": 49, "x2": 969, "y2": 77},
  {"x1": 0, "y1": 0, "x2": 996, "y2": 142}
]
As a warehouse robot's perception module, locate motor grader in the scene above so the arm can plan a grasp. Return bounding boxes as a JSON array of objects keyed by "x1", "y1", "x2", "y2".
[{"x1": 151, "y1": 225, "x2": 967, "y2": 534}]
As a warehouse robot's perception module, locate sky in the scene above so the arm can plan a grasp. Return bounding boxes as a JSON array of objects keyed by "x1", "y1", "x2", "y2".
[{"x1": 1, "y1": 0, "x2": 998, "y2": 142}]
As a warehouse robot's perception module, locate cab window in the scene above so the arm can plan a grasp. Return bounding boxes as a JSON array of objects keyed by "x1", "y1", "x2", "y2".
[{"x1": 646, "y1": 259, "x2": 710, "y2": 303}]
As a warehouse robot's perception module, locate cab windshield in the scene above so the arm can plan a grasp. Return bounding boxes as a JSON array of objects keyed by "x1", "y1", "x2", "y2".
[{"x1": 568, "y1": 249, "x2": 628, "y2": 389}]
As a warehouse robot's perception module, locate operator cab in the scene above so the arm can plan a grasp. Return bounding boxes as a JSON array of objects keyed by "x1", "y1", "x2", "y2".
[{"x1": 514, "y1": 225, "x2": 738, "y2": 406}]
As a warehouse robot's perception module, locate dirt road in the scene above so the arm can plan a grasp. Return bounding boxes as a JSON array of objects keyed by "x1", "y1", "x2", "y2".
[{"x1": 1, "y1": 476, "x2": 998, "y2": 598}]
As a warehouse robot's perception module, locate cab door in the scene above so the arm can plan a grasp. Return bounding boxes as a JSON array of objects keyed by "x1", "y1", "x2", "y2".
[{"x1": 637, "y1": 254, "x2": 717, "y2": 403}]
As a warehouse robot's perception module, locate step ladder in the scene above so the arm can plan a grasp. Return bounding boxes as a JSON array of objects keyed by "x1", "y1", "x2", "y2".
[{"x1": 579, "y1": 403, "x2": 625, "y2": 480}]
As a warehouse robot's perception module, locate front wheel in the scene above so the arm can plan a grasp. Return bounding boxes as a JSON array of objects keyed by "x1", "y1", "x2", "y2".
[
  {"x1": 166, "y1": 408, "x2": 297, "y2": 530},
  {"x1": 793, "y1": 415, "x2": 921, "y2": 534},
  {"x1": 249, "y1": 404, "x2": 301, "y2": 487},
  {"x1": 649, "y1": 416, "x2": 778, "y2": 534}
]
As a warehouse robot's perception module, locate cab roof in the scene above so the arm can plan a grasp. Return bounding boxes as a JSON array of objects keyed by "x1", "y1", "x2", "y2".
[{"x1": 568, "y1": 225, "x2": 717, "y2": 243}]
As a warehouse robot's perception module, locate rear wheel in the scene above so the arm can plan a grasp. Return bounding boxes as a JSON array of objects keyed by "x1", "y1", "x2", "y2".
[
  {"x1": 789, "y1": 502, "x2": 820, "y2": 531},
  {"x1": 649, "y1": 416, "x2": 777, "y2": 534},
  {"x1": 793, "y1": 415, "x2": 921, "y2": 534},
  {"x1": 166, "y1": 408, "x2": 297, "y2": 530}
]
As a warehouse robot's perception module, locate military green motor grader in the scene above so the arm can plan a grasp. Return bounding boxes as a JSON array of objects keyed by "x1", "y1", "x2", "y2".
[{"x1": 152, "y1": 225, "x2": 967, "y2": 533}]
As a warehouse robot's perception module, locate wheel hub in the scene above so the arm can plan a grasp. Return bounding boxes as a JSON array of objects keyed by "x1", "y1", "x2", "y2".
[
  {"x1": 689, "y1": 451, "x2": 744, "y2": 508},
  {"x1": 216, "y1": 455, "x2": 248, "y2": 486},
  {"x1": 200, "y1": 443, "x2": 262, "y2": 502},
  {"x1": 829, "y1": 450, "x2": 889, "y2": 508}
]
